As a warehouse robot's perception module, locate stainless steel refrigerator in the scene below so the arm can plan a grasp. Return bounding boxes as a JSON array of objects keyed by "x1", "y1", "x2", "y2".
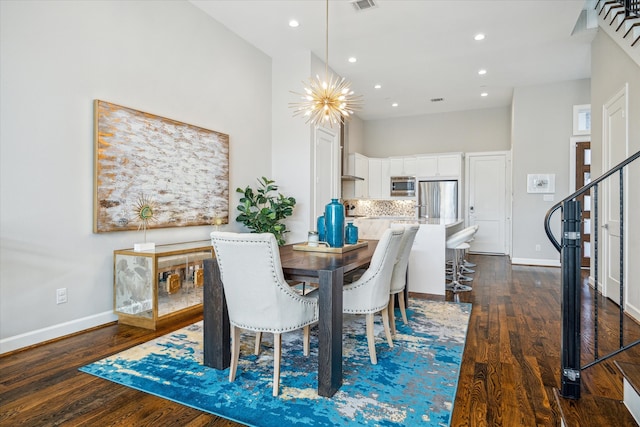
[{"x1": 417, "y1": 180, "x2": 458, "y2": 219}]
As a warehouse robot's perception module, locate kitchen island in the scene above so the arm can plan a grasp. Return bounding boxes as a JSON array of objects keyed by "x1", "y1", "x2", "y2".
[
  {"x1": 353, "y1": 216, "x2": 463, "y2": 295},
  {"x1": 407, "y1": 218, "x2": 463, "y2": 295}
]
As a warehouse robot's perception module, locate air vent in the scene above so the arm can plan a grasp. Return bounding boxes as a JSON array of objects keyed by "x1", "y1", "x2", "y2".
[
  {"x1": 350, "y1": 0, "x2": 377, "y2": 12},
  {"x1": 430, "y1": 97, "x2": 445, "y2": 102}
]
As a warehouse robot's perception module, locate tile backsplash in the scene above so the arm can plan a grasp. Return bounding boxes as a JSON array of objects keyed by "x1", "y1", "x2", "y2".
[{"x1": 344, "y1": 199, "x2": 416, "y2": 217}]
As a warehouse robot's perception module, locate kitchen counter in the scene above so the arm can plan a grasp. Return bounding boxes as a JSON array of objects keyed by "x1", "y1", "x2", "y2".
[{"x1": 353, "y1": 216, "x2": 464, "y2": 295}]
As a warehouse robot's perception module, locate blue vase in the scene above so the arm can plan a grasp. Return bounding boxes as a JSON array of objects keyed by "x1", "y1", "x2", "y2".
[
  {"x1": 324, "y1": 199, "x2": 345, "y2": 248},
  {"x1": 345, "y1": 223, "x2": 358, "y2": 245},
  {"x1": 317, "y1": 215, "x2": 326, "y2": 242}
]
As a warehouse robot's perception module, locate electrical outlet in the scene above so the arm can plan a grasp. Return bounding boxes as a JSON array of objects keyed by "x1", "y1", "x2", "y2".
[
  {"x1": 56, "y1": 288, "x2": 67, "y2": 304},
  {"x1": 535, "y1": 244, "x2": 541, "y2": 252}
]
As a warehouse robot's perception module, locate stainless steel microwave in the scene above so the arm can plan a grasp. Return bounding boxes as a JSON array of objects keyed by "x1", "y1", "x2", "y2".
[{"x1": 390, "y1": 176, "x2": 416, "y2": 197}]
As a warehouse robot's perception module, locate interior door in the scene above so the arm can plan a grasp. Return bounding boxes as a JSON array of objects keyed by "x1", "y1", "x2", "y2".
[
  {"x1": 314, "y1": 127, "x2": 339, "y2": 220},
  {"x1": 466, "y1": 152, "x2": 509, "y2": 254},
  {"x1": 602, "y1": 88, "x2": 628, "y2": 300}
]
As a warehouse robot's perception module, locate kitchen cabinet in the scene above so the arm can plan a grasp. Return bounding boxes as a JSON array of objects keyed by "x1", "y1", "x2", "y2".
[
  {"x1": 389, "y1": 156, "x2": 417, "y2": 176},
  {"x1": 343, "y1": 153, "x2": 368, "y2": 198},
  {"x1": 114, "y1": 240, "x2": 212, "y2": 329},
  {"x1": 416, "y1": 153, "x2": 461, "y2": 177},
  {"x1": 368, "y1": 158, "x2": 390, "y2": 198}
]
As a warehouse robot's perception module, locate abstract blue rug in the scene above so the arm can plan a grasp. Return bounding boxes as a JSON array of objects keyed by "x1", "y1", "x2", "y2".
[{"x1": 80, "y1": 299, "x2": 471, "y2": 426}]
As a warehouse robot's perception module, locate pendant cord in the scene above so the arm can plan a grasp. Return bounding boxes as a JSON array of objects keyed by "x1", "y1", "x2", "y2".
[{"x1": 325, "y1": 0, "x2": 329, "y2": 81}]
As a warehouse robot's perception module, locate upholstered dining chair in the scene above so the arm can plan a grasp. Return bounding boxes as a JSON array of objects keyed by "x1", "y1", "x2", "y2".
[
  {"x1": 209, "y1": 231, "x2": 319, "y2": 396},
  {"x1": 342, "y1": 227, "x2": 404, "y2": 364},
  {"x1": 388, "y1": 224, "x2": 420, "y2": 335}
]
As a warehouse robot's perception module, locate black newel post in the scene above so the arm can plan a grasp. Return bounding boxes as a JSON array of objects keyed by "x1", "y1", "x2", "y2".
[{"x1": 560, "y1": 200, "x2": 582, "y2": 399}]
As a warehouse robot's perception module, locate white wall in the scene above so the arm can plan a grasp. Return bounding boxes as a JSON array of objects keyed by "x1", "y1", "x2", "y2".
[
  {"x1": 362, "y1": 107, "x2": 511, "y2": 157},
  {"x1": 591, "y1": 30, "x2": 640, "y2": 319},
  {"x1": 511, "y1": 79, "x2": 591, "y2": 264},
  {"x1": 272, "y1": 50, "x2": 315, "y2": 244},
  {"x1": 0, "y1": 0, "x2": 272, "y2": 352}
]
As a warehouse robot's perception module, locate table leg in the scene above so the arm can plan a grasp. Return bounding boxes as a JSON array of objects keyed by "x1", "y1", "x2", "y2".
[
  {"x1": 203, "y1": 258, "x2": 230, "y2": 369},
  {"x1": 317, "y1": 268, "x2": 343, "y2": 397}
]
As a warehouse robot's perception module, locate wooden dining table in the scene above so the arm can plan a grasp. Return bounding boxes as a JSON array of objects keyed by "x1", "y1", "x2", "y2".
[{"x1": 202, "y1": 239, "x2": 378, "y2": 397}]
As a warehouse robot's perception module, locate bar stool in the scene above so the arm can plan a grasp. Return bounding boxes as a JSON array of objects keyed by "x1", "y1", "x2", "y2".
[
  {"x1": 445, "y1": 226, "x2": 477, "y2": 293},
  {"x1": 461, "y1": 225, "x2": 479, "y2": 271}
]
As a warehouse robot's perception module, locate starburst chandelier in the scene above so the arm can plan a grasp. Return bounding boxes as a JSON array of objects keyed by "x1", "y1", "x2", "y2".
[{"x1": 290, "y1": 0, "x2": 362, "y2": 127}]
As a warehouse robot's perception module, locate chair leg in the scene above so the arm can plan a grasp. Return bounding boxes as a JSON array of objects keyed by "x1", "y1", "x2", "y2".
[
  {"x1": 388, "y1": 297, "x2": 396, "y2": 336},
  {"x1": 381, "y1": 307, "x2": 394, "y2": 348},
  {"x1": 365, "y1": 313, "x2": 377, "y2": 365},
  {"x1": 272, "y1": 333, "x2": 282, "y2": 396},
  {"x1": 398, "y1": 290, "x2": 408, "y2": 324},
  {"x1": 254, "y1": 332, "x2": 262, "y2": 355},
  {"x1": 229, "y1": 325, "x2": 240, "y2": 382},
  {"x1": 303, "y1": 325, "x2": 310, "y2": 356}
]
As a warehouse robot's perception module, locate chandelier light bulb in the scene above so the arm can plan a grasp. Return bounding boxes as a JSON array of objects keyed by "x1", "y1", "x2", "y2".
[{"x1": 289, "y1": 0, "x2": 362, "y2": 127}]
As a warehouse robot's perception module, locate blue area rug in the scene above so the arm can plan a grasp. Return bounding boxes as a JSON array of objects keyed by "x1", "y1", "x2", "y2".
[{"x1": 80, "y1": 299, "x2": 471, "y2": 426}]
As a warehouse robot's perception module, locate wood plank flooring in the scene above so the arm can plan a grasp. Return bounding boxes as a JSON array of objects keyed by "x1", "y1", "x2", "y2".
[{"x1": 1, "y1": 254, "x2": 639, "y2": 426}]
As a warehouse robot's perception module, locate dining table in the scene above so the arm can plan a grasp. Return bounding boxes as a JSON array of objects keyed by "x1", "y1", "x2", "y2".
[{"x1": 202, "y1": 239, "x2": 378, "y2": 397}]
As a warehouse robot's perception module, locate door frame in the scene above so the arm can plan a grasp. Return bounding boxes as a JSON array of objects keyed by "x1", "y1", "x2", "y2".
[
  {"x1": 464, "y1": 150, "x2": 512, "y2": 257},
  {"x1": 601, "y1": 84, "x2": 629, "y2": 302}
]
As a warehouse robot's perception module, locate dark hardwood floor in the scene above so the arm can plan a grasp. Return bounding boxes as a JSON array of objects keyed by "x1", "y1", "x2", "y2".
[{"x1": 1, "y1": 254, "x2": 639, "y2": 426}]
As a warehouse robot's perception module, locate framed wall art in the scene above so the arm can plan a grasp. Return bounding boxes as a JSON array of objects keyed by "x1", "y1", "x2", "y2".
[
  {"x1": 527, "y1": 173, "x2": 556, "y2": 194},
  {"x1": 94, "y1": 100, "x2": 229, "y2": 233}
]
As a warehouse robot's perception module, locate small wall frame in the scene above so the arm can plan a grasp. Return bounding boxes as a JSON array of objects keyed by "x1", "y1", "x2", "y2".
[{"x1": 527, "y1": 174, "x2": 556, "y2": 194}]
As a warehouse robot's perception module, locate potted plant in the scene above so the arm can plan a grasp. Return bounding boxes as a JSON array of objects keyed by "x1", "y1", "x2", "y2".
[{"x1": 235, "y1": 177, "x2": 296, "y2": 246}]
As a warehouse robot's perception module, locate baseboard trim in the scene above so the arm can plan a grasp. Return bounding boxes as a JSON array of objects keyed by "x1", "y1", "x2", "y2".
[
  {"x1": 0, "y1": 310, "x2": 117, "y2": 355},
  {"x1": 511, "y1": 258, "x2": 561, "y2": 267}
]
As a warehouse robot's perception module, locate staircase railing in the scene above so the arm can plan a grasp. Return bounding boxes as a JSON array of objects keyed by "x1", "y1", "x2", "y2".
[
  {"x1": 623, "y1": 0, "x2": 639, "y2": 17},
  {"x1": 544, "y1": 149, "x2": 640, "y2": 399}
]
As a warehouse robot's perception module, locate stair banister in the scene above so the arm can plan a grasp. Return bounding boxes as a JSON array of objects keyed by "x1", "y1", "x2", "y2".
[{"x1": 544, "y1": 149, "x2": 640, "y2": 399}]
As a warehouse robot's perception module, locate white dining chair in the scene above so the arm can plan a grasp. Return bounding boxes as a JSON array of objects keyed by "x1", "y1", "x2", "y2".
[
  {"x1": 210, "y1": 231, "x2": 319, "y2": 396},
  {"x1": 388, "y1": 224, "x2": 420, "y2": 335},
  {"x1": 342, "y1": 227, "x2": 404, "y2": 364}
]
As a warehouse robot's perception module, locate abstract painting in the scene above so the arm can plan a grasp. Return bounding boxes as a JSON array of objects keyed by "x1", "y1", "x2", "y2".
[{"x1": 94, "y1": 100, "x2": 229, "y2": 233}]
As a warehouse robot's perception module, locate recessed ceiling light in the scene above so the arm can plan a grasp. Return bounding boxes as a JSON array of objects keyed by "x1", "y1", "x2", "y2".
[
  {"x1": 478, "y1": 69, "x2": 487, "y2": 75},
  {"x1": 474, "y1": 33, "x2": 485, "y2": 41},
  {"x1": 481, "y1": 92, "x2": 488, "y2": 97},
  {"x1": 288, "y1": 20, "x2": 299, "y2": 28},
  {"x1": 348, "y1": 57, "x2": 357, "y2": 63},
  {"x1": 374, "y1": 84, "x2": 382, "y2": 89},
  {"x1": 392, "y1": 103, "x2": 398, "y2": 107}
]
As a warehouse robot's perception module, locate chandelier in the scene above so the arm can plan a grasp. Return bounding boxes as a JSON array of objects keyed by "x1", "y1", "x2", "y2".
[{"x1": 290, "y1": 0, "x2": 362, "y2": 127}]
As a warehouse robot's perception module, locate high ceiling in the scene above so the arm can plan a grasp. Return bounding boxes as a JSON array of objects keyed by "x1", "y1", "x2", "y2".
[{"x1": 191, "y1": 0, "x2": 595, "y2": 121}]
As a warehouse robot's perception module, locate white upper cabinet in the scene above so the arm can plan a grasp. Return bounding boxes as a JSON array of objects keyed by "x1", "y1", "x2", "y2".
[
  {"x1": 416, "y1": 153, "x2": 461, "y2": 177},
  {"x1": 389, "y1": 157, "x2": 417, "y2": 176},
  {"x1": 344, "y1": 153, "x2": 368, "y2": 198},
  {"x1": 416, "y1": 156, "x2": 438, "y2": 176},
  {"x1": 368, "y1": 158, "x2": 390, "y2": 199}
]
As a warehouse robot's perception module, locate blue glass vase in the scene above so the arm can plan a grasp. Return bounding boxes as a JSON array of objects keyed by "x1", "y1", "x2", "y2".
[
  {"x1": 345, "y1": 223, "x2": 358, "y2": 245},
  {"x1": 324, "y1": 199, "x2": 345, "y2": 248},
  {"x1": 317, "y1": 215, "x2": 326, "y2": 242}
]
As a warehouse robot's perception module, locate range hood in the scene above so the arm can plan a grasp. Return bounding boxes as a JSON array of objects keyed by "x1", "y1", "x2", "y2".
[
  {"x1": 341, "y1": 174, "x2": 364, "y2": 181},
  {"x1": 340, "y1": 123, "x2": 365, "y2": 181}
]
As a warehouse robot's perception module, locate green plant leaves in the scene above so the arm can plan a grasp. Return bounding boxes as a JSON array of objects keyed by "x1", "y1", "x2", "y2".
[{"x1": 235, "y1": 177, "x2": 296, "y2": 246}]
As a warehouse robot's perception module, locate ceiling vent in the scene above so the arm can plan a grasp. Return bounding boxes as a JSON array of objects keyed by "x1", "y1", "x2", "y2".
[
  {"x1": 430, "y1": 98, "x2": 445, "y2": 102},
  {"x1": 350, "y1": 0, "x2": 377, "y2": 12}
]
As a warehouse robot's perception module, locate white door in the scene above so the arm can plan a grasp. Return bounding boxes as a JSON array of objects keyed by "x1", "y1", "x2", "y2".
[
  {"x1": 466, "y1": 152, "x2": 510, "y2": 254},
  {"x1": 314, "y1": 127, "x2": 340, "y2": 220},
  {"x1": 602, "y1": 87, "x2": 628, "y2": 301}
]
